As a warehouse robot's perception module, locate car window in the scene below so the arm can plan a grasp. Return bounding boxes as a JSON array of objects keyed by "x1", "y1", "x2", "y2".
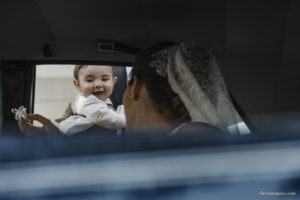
[{"x1": 34, "y1": 65, "x2": 130, "y2": 125}]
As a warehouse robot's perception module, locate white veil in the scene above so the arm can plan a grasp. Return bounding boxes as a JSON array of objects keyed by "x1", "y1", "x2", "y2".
[{"x1": 167, "y1": 42, "x2": 250, "y2": 134}]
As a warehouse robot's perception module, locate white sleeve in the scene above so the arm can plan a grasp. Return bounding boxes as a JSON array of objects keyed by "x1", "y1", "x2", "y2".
[
  {"x1": 58, "y1": 115, "x2": 94, "y2": 135},
  {"x1": 78, "y1": 95, "x2": 126, "y2": 129},
  {"x1": 116, "y1": 105, "x2": 125, "y2": 115}
]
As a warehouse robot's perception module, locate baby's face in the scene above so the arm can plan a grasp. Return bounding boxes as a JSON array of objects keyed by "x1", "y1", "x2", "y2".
[{"x1": 75, "y1": 65, "x2": 117, "y2": 101}]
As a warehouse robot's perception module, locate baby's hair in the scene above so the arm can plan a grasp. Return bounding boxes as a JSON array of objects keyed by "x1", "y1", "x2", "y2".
[
  {"x1": 73, "y1": 65, "x2": 114, "y2": 81},
  {"x1": 74, "y1": 65, "x2": 87, "y2": 81}
]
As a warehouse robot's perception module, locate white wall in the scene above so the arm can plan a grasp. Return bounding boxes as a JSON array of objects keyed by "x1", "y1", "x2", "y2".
[{"x1": 34, "y1": 65, "x2": 78, "y2": 124}]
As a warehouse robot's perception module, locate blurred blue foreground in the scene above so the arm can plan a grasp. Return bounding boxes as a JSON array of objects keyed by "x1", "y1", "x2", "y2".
[{"x1": 0, "y1": 126, "x2": 299, "y2": 200}]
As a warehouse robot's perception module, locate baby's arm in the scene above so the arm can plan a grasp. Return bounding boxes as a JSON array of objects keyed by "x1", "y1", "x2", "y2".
[{"x1": 78, "y1": 95, "x2": 126, "y2": 129}]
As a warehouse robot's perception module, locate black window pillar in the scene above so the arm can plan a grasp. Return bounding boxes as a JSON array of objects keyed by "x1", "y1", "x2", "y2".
[{"x1": 1, "y1": 61, "x2": 35, "y2": 134}]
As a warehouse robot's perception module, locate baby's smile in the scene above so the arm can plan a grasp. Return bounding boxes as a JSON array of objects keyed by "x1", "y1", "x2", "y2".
[{"x1": 93, "y1": 91, "x2": 104, "y2": 95}]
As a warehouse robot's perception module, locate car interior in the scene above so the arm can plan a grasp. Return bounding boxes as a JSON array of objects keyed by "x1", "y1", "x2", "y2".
[{"x1": 0, "y1": 0, "x2": 300, "y2": 199}]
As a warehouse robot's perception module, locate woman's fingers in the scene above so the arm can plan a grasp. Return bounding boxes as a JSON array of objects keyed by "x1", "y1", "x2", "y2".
[
  {"x1": 18, "y1": 114, "x2": 60, "y2": 134},
  {"x1": 18, "y1": 114, "x2": 48, "y2": 133},
  {"x1": 18, "y1": 116, "x2": 30, "y2": 133},
  {"x1": 25, "y1": 114, "x2": 60, "y2": 133},
  {"x1": 18, "y1": 116, "x2": 38, "y2": 133},
  {"x1": 24, "y1": 122, "x2": 44, "y2": 132},
  {"x1": 26, "y1": 114, "x2": 50, "y2": 124}
]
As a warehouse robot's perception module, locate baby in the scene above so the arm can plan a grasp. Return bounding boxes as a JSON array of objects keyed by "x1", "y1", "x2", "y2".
[{"x1": 56, "y1": 65, "x2": 126, "y2": 134}]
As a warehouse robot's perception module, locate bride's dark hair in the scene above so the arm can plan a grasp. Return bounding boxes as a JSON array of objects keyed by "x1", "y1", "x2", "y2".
[{"x1": 129, "y1": 43, "x2": 189, "y2": 120}]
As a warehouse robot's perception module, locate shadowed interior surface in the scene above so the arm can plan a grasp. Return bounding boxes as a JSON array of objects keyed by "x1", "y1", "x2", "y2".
[{"x1": 0, "y1": 0, "x2": 300, "y2": 131}]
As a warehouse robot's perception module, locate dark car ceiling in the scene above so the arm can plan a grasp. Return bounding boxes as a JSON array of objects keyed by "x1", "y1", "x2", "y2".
[
  {"x1": 0, "y1": 0, "x2": 225, "y2": 61},
  {"x1": 0, "y1": 0, "x2": 300, "y2": 129}
]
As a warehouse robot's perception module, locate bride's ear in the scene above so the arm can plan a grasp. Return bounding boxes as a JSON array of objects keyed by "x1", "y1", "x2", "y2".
[{"x1": 131, "y1": 75, "x2": 143, "y2": 100}]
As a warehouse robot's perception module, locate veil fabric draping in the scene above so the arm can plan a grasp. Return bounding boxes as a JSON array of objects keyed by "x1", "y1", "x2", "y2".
[{"x1": 167, "y1": 42, "x2": 250, "y2": 134}]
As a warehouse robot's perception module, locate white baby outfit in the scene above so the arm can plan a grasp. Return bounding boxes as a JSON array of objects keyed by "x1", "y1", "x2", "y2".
[{"x1": 58, "y1": 95, "x2": 126, "y2": 135}]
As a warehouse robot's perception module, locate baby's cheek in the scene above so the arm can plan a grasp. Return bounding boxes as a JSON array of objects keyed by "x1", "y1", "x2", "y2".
[
  {"x1": 82, "y1": 87, "x2": 93, "y2": 97},
  {"x1": 105, "y1": 85, "x2": 114, "y2": 95}
]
